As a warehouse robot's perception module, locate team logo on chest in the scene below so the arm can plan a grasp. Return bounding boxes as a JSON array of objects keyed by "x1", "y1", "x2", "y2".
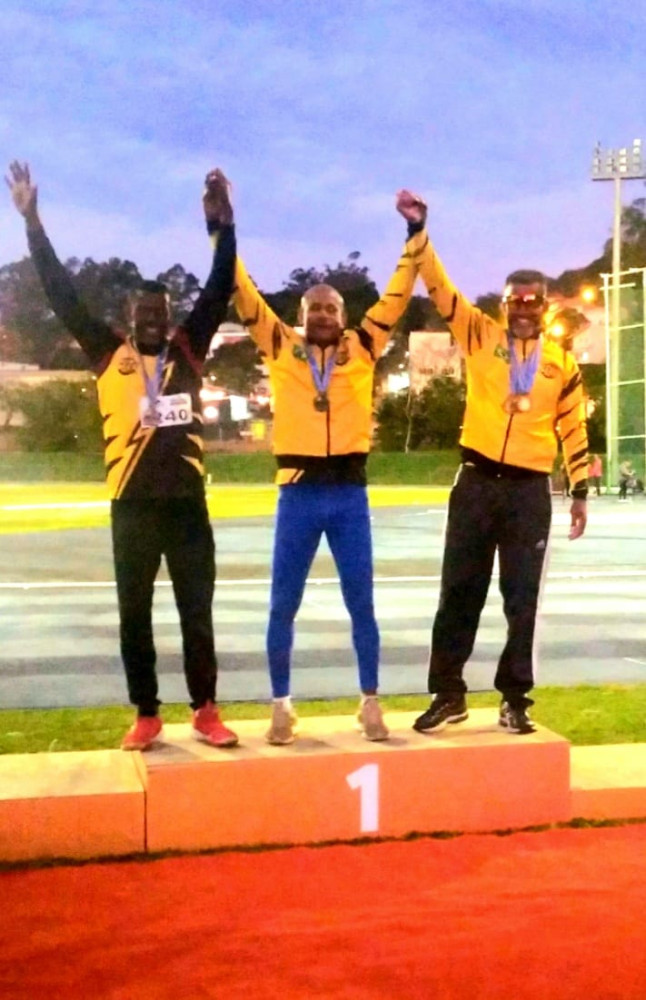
[
  {"x1": 540, "y1": 363, "x2": 558, "y2": 379},
  {"x1": 118, "y1": 357, "x2": 138, "y2": 375}
]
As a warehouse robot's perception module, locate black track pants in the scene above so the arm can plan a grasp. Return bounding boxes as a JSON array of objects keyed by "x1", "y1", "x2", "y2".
[
  {"x1": 111, "y1": 497, "x2": 217, "y2": 714},
  {"x1": 428, "y1": 465, "x2": 552, "y2": 707}
]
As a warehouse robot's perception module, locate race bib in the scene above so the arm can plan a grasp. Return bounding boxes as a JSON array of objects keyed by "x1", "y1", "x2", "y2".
[{"x1": 139, "y1": 393, "x2": 193, "y2": 429}]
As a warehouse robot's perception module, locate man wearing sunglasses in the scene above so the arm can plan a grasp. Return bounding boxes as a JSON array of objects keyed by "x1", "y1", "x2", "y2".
[{"x1": 397, "y1": 191, "x2": 588, "y2": 735}]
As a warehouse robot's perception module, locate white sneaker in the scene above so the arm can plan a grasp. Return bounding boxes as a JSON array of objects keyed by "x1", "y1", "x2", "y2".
[
  {"x1": 266, "y1": 701, "x2": 298, "y2": 745},
  {"x1": 356, "y1": 696, "x2": 389, "y2": 741}
]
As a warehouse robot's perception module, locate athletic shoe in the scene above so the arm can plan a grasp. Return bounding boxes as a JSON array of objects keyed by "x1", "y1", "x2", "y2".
[
  {"x1": 412, "y1": 694, "x2": 468, "y2": 733},
  {"x1": 498, "y1": 701, "x2": 536, "y2": 735},
  {"x1": 192, "y1": 702, "x2": 239, "y2": 748},
  {"x1": 121, "y1": 715, "x2": 163, "y2": 751},
  {"x1": 266, "y1": 702, "x2": 298, "y2": 745},
  {"x1": 356, "y1": 696, "x2": 389, "y2": 741}
]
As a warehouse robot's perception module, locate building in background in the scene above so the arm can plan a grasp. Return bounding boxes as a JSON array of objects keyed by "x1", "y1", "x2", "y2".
[
  {"x1": 407, "y1": 331, "x2": 462, "y2": 391},
  {"x1": 207, "y1": 321, "x2": 248, "y2": 354}
]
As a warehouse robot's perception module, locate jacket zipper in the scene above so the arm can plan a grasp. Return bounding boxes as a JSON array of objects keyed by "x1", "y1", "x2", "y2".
[{"x1": 500, "y1": 413, "x2": 514, "y2": 464}]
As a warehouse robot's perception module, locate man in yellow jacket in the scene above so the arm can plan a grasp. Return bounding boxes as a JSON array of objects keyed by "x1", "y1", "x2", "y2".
[
  {"x1": 204, "y1": 172, "x2": 428, "y2": 745},
  {"x1": 398, "y1": 190, "x2": 588, "y2": 735},
  {"x1": 8, "y1": 162, "x2": 239, "y2": 752}
]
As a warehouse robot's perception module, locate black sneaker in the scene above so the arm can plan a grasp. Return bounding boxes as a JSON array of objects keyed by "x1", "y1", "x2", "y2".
[
  {"x1": 413, "y1": 694, "x2": 468, "y2": 733},
  {"x1": 498, "y1": 701, "x2": 536, "y2": 735}
]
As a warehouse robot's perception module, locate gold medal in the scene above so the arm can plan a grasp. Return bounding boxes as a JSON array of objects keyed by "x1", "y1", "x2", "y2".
[{"x1": 504, "y1": 394, "x2": 531, "y2": 414}]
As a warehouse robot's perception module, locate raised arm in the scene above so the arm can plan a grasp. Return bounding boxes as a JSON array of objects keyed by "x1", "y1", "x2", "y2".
[
  {"x1": 6, "y1": 161, "x2": 120, "y2": 368},
  {"x1": 356, "y1": 192, "x2": 428, "y2": 360},
  {"x1": 397, "y1": 189, "x2": 502, "y2": 356},
  {"x1": 180, "y1": 169, "x2": 237, "y2": 362},
  {"x1": 232, "y1": 255, "x2": 292, "y2": 360},
  {"x1": 203, "y1": 169, "x2": 291, "y2": 361}
]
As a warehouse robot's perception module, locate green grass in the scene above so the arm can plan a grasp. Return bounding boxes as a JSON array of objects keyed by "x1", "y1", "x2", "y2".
[
  {"x1": 367, "y1": 450, "x2": 461, "y2": 484},
  {"x1": 1, "y1": 685, "x2": 644, "y2": 754},
  {"x1": 0, "y1": 450, "x2": 462, "y2": 485},
  {"x1": 0, "y1": 452, "x2": 106, "y2": 482},
  {"x1": 205, "y1": 451, "x2": 277, "y2": 482}
]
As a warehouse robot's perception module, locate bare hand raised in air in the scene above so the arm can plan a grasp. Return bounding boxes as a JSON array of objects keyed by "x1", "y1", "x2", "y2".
[
  {"x1": 396, "y1": 189, "x2": 427, "y2": 226},
  {"x1": 6, "y1": 161, "x2": 39, "y2": 224},
  {"x1": 203, "y1": 168, "x2": 234, "y2": 227}
]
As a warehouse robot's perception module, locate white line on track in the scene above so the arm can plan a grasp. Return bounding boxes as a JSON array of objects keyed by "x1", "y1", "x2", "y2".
[{"x1": 2, "y1": 569, "x2": 646, "y2": 590}]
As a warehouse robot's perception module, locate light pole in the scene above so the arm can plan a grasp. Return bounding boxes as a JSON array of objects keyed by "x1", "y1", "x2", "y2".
[{"x1": 591, "y1": 140, "x2": 645, "y2": 489}]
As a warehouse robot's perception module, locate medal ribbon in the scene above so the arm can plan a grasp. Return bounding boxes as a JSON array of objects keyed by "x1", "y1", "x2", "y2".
[
  {"x1": 507, "y1": 333, "x2": 541, "y2": 397},
  {"x1": 138, "y1": 346, "x2": 169, "y2": 411},
  {"x1": 305, "y1": 346, "x2": 336, "y2": 401}
]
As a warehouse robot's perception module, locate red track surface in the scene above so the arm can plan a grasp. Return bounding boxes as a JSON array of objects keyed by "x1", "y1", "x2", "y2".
[{"x1": 1, "y1": 824, "x2": 645, "y2": 999}]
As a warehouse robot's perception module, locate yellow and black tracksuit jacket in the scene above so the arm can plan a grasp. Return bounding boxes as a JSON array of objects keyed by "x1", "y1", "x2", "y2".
[
  {"x1": 231, "y1": 227, "x2": 428, "y2": 485},
  {"x1": 27, "y1": 223, "x2": 235, "y2": 499},
  {"x1": 418, "y1": 236, "x2": 589, "y2": 495}
]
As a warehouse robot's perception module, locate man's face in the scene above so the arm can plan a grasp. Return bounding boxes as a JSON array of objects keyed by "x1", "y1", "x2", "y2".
[
  {"x1": 302, "y1": 285, "x2": 346, "y2": 348},
  {"x1": 503, "y1": 282, "x2": 548, "y2": 341},
  {"x1": 129, "y1": 292, "x2": 171, "y2": 351}
]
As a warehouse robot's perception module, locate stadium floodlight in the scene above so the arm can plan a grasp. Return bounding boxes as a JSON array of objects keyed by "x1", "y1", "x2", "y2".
[
  {"x1": 592, "y1": 140, "x2": 644, "y2": 181},
  {"x1": 591, "y1": 140, "x2": 646, "y2": 488}
]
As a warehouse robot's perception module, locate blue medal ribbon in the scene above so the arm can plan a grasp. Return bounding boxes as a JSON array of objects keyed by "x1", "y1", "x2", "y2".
[
  {"x1": 140, "y1": 347, "x2": 168, "y2": 414},
  {"x1": 507, "y1": 333, "x2": 541, "y2": 397},
  {"x1": 305, "y1": 346, "x2": 337, "y2": 409}
]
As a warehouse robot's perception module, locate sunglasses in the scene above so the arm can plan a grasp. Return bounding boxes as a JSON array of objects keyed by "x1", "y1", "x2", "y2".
[{"x1": 503, "y1": 293, "x2": 547, "y2": 308}]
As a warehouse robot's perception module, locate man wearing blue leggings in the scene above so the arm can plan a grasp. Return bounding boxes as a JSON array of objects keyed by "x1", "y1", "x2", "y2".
[{"x1": 204, "y1": 173, "x2": 428, "y2": 743}]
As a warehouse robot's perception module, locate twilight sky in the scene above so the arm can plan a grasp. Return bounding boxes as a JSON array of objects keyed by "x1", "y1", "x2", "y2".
[{"x1": 2, "y1": 0, "x2": 646, "y2": 301}]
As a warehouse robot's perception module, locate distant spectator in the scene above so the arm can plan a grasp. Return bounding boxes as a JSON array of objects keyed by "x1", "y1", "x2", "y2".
[
  {"x1": 588, "y1": 454, "x2": 602, "y2": 496},
  {"x1": 560, "y1": 461, "x2": 570, "y2": 499},
  {"x1": 618, "y1": 459, "x2": 635, "y2": 502}
]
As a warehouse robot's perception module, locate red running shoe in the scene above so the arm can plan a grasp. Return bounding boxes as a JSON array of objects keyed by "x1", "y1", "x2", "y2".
[
  {"x1": 121, "y1": 715, "x2": 163, "y2": 751},
  {"x1": 192, "y1": 702, "x2": 239, "y2": 748}
]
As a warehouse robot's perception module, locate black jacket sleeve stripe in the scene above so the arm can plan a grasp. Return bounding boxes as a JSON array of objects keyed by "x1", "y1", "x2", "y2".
[{"x1": 558, "y1": 372, "x2": 582, "y2": 401}]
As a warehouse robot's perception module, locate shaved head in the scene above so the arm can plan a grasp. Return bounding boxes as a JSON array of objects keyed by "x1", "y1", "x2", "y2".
[{"x1": 301, "y1": 283, "x2": 344, "y2": 309}]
